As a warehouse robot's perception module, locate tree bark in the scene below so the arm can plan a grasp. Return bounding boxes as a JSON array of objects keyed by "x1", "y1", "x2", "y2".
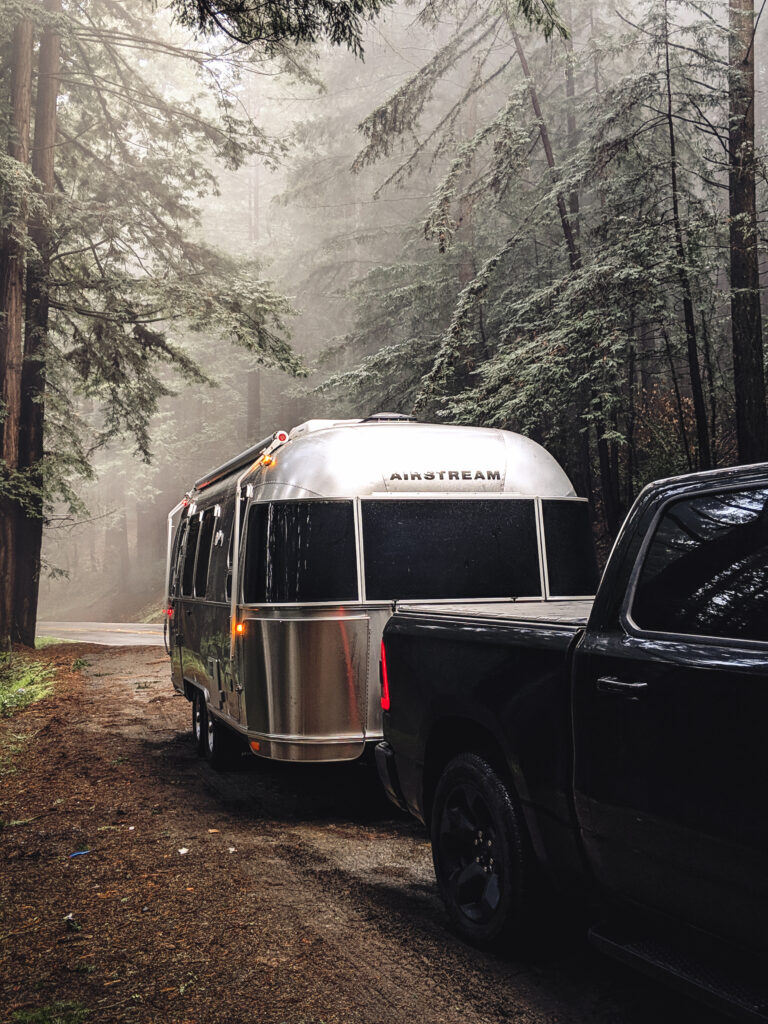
[
  {"x1": 0, "y1": 18, "x2": 34, "y2": 646},
  {"x1": 16, "y1": 0, "x2": 62, "y2": 646},
  {"x1": 511, "y1": 30, "x2": 580, "y2": 272},
  {"x1": 662, "y1": 0, "x2": 710, "y2": 469},
  {"x1": 728, "y1": 0, "x2": 767, "y2": 463}
]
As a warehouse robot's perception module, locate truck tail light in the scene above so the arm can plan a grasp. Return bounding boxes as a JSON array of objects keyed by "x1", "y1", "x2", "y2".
[{"x1": 380, "y1": 639, "x2": 390, "y2": 711}]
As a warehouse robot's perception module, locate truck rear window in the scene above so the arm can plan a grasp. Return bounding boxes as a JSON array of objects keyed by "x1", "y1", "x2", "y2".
[{"x1": 361, "y1": 498, "x2": 541, "y2": 600}]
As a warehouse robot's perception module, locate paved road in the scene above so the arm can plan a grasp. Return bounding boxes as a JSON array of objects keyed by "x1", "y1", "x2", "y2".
[{"x1": 36, "y1": 620, "x2": 165, "y2": 646}]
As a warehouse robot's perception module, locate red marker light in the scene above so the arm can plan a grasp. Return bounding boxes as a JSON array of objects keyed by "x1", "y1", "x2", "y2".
[
  {"x1": 181, "y1": 498, "x2": 190, "y2": 508},
  {"x1": 166, "y1": 607, "x2": 174, "y2": 618},
  {"x1": 276, "y1": 431, "x2": 288, "y2": 443},
  {"x1": 380, "y1": 639, "x2": 390, "y2": 711}
]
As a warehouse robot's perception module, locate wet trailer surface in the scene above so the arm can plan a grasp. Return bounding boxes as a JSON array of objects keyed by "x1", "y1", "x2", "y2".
[{"x1": 0, "y1": 645, "x2": 731, "y2": 1024}]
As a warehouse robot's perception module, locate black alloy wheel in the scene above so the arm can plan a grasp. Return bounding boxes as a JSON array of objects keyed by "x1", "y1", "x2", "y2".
[
  {"x1": 192, "y1": 689, "x2": 207, "y2": 757},
  {"x1": 431, "y1": 752, "x2": 533, "y2": 946}
]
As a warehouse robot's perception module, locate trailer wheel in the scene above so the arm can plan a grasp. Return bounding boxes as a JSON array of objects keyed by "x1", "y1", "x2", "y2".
[
  {"x1": 192, "y1": 689, "x2": 207, "y2": 757},
  {"x1": 431, "y1": 753, "x2": 533, "y2": 947},
  {"x1": 204, "y1": 712, "x2": 239, "y2": 770}
]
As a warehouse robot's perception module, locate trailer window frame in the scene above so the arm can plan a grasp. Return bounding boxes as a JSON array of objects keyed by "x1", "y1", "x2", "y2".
[{"x1": 236, "y1": 492, "x2": 595, "y2": 608}]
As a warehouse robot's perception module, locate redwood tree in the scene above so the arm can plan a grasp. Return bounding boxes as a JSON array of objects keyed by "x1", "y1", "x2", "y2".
[{"x1": 0, "y1": 17, "x2": 34, "y2": 648}]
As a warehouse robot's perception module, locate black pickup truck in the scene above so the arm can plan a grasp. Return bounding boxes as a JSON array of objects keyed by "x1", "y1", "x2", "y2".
[{"x1": 376, "y1": 464, "x2": 768, "y2": 1019}]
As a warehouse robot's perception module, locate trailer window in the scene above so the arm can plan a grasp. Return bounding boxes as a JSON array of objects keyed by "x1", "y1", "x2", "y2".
[
  {"x1": 244, "y1": 500, "x2": 357, "y2": 603},
  {"x1": 361, "y1": 498, "x2": 541, "y2": 601},
  {"x1": 194, "y1": 510, "x2": 216, "y2": 597},
  {"x1": 632, "y1": 487, "x2": 768, "y2": 642},
  {"x1": 542, "y1": 500, "x2": 598, "y2": 597},
  {"x1": 170, "y1": 519, "x2": 188, "y2": 596},
  {"x1": 181, "y1": 514, "x2": 200, "y2": 596}
]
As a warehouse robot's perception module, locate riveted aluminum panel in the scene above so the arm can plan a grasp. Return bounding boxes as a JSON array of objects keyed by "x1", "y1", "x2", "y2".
[{"x1": 239, "y1": 611, "x2": 370, "y2": 761}]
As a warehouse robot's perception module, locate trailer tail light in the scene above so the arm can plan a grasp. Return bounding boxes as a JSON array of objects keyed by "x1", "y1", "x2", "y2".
[
  {"x1": 250, "y1": 740, "x2": 260, "y2": 753},
  {"x1": 165, "y1": 607, "x2": 174, "y2": 618},
  {"x1": 380, "y1": 639, "x2": 390, "y2": 711}
]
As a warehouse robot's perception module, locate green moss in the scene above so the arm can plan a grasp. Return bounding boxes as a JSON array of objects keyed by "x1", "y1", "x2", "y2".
[
  {"x1": 0, "y1": 656, "x2": 54, "y2": 718},
  {"x1": 11, "y1": 1003, "x2": 89, "y2": 1024}
]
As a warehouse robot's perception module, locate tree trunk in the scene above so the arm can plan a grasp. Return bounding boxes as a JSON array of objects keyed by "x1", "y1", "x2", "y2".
[
  {"x1": 16, "y1": 0, "x2": 62, "y2": 646},
  {"x1": 728, "y1": 0, "x2": 767, "y2": 463},
  {"x1": 0, "y1": 18, "x2": 34, "y2": 646},
  {"x1": 511, "y1": 30, "x2": 580, "y2": 272},
  {"x1": 563, "y1": 2, "x2": 579, "y2": 235},
  {"x1": 662, "y1": 0, "x2": 710, "y2": 469}
]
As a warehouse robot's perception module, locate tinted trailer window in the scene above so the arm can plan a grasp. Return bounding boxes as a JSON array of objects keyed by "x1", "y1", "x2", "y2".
[
  {"x1": 542, "y1": 499, "x2": 598, "y2": 597},
  {"x1": 244, "y1": 500, "x2": 358, "y2": 604},
  {"x1": 361, "y1": 498, "x2": 541, "y2": 601}
]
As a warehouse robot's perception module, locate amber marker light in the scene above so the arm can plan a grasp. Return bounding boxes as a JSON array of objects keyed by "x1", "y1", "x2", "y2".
[
  {"x1": 250, "y1": 740, "x2": 260, "y2": 752},
  {"x1": 235, "y1": 622, "x2": 245, "y2": 635}
]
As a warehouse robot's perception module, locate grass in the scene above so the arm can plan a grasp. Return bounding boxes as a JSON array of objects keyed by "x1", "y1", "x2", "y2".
[
  {"x1": 0, "y1": 731, "x2": 30, "y2": 776},
  {"x1": 0, "y1": 655, "x2": 54, "y2": 718},
  {"x1": 11, "y1": 1004, "x2": 89, "y2": 1024},
  {"x1": 34, "y1": 636, "x2": 74, "y2": 649}
]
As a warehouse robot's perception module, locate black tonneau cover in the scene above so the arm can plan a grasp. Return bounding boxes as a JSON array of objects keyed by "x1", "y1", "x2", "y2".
[{"x1": 394, "y1": 598, "x2": 593, "y2": 627}]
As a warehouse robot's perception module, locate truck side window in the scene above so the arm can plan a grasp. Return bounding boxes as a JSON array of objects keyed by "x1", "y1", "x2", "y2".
[
  {"x1": 194, "y1": 509, "x2": 216, "y2": 598},
  {"x1": 181, "y1": 514, "x2": 200, "y2": 597},
  {"x1": 631, "y1": 487, "x2": 768, "y2": 643},
  {"x1": 243, "y1": 500, "x2": 357, "y2": 603}
]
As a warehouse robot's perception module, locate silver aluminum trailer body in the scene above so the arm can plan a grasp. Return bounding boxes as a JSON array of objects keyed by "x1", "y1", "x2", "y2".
[{"x1": 166, "y1": 419, "x2": 593, "y2": 763}]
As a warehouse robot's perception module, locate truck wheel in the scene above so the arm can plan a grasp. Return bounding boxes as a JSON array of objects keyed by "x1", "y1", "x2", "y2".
[
  {"x1": 431, "y1": 753, "x2": 533, "y2": 947},
  {"x1": 192, "y1": 689, "x2": 207, "y2": 757},
  {"x1": 204, "y1": 712, "x2": 239, "y2": 770}
]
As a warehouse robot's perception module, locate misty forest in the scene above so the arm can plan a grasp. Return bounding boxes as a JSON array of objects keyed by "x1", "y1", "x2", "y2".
[{"x1": 1, "y1": 0, "x2": 767, "y2": 641}]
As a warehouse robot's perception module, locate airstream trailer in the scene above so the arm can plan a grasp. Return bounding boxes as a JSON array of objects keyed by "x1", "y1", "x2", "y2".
[{"x1": 165, "y1": 416, "x2": 596, "y2": 765}]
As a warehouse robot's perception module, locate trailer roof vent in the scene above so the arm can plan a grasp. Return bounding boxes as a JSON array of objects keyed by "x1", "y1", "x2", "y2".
[{"x1": 362, "y1": 413, "x2": 416, "y2": 423}]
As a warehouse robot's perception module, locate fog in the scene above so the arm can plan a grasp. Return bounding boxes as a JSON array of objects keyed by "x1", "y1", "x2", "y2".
[{"x1": 29, "y1": 0, "x2": 768, "y2": 622}]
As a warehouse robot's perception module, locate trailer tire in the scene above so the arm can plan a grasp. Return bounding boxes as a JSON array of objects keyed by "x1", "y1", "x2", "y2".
[
  {"x1": 192, "y1": 689, "x2": 207, "y2": 757},
  {"x1": 204, "y1": 712, "x2": 240, "y2": 770},
  {"x1": 431, "y1": 752, "x2": 534, "y2": 948}
]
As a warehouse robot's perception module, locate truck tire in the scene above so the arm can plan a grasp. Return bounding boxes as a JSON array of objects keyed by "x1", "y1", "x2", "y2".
[
  {"x1": 431, "y1": 752, "x2": 533, "y2": 947},
  {"x1": 192, "y1": 689, "x2": 207, "y2": 757}
]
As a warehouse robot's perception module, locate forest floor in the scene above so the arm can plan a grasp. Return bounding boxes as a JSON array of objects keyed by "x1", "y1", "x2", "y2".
[{"x1": 0, "y1": 644, "x2": 728, "y2": 1024}]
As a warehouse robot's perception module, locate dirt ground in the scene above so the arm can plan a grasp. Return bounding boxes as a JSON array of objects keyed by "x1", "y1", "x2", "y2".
[{"x1": 0, "y1": 644, "x2": 727, "y2": 1024}]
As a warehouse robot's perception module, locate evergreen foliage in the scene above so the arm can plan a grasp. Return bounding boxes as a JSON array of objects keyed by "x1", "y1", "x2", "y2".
[{"x1": 297, "y1": 0, "x2": 767, "y2": 543}]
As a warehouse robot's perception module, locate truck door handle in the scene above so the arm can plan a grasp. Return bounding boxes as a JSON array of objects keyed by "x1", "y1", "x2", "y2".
[{"x1": 596, "y1": 676, "x2": 648, "y2": 699}]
